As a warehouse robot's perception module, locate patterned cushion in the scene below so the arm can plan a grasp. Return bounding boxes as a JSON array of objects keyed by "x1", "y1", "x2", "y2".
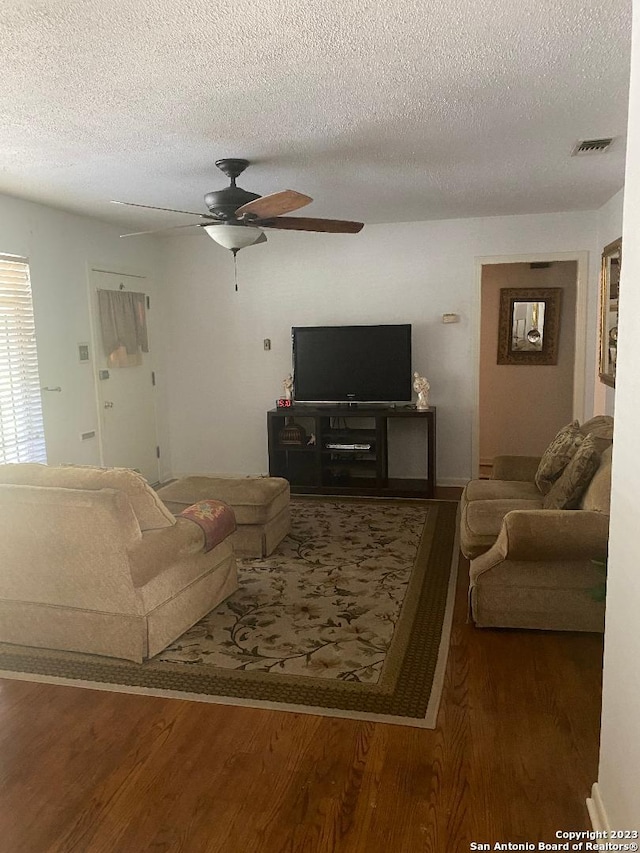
[
  {"x1": 580, "y1": 415, "x2": 614, "y2": 441},
  {"x1": 534, "y1": 421, "x2": 584, "y2": 495},
  {"x1": 179, "y1": 500, "x2": 236, "y2": 552},
  {"x1": 543, "y1": 435, "x2": 602, "y2": 510}
]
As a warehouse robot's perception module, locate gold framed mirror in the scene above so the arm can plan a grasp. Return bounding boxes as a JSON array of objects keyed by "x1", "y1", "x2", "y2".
[
  {"x1": 497, "y1": 287, "x2": 563, "y2": 365},
  {"x1": 599, "y1": 238, "x2": 621, "y2": 387}
]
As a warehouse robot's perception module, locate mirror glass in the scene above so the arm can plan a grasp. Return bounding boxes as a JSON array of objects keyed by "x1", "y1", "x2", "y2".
[{"x1": 511, "y1": 301, "x2": 546, "y2": 352}]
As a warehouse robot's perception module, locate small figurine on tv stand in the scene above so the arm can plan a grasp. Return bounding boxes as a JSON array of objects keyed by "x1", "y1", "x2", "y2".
[
  {"x1": 282, "y1": 374, "x2": 293, "y2": 401},
  {"x1": 413, "y1": 372, "x2": 430, "y2": 410}
]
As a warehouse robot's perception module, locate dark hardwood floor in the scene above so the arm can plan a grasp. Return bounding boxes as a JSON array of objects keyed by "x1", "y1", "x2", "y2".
[{"x1": 0, "y1": 551, "x2": 603, "y2": 852}]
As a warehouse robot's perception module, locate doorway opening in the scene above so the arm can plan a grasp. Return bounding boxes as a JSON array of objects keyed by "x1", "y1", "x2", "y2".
[{"x1": 476, "y1": 257, "x2": 584, "y2": 479}]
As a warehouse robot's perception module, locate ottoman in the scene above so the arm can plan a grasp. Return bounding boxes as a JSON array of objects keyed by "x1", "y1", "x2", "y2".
[{"x1": 157, "y1": 476, "x2": 290, "y2": 558}]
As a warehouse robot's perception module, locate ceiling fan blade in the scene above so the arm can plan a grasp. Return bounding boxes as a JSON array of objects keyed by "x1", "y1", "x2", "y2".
[
  {"x1": 119, "y1": 222, "x2": 207, "y2": 238},
  {"x1": 111, "y1": 200, "x2": 213, "y2": 218},
  {"x1": 259, "y1": 216, "x2": 364, "y2": 234},
  {"x1": 235, "y1": 190, "x2": 313, "y2": 220}
]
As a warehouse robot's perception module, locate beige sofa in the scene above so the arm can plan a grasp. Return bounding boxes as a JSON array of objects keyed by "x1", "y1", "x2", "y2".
[
  {"x1": 0, "y1": 464, "x2": 239, "y2": 662},
  {"x1": 460, "y1": 417, "x2": 612, "y2": 632}
]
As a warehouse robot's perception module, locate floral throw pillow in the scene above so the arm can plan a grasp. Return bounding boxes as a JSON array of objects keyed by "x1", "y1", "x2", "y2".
[
  {"x1": 534, "y1": 420, "x2": 584, "y2": 495},
  {"x1": 542, "y1": 435, "x2": 602, "y2": 510},
  {"x1": 179, "y1": 500, "x2": 236, "y2": 552}
]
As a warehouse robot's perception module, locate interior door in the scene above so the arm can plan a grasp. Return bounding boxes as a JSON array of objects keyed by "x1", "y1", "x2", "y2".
[{"x1": 90, "y1": 269, "x2": 160, "y2": 484}]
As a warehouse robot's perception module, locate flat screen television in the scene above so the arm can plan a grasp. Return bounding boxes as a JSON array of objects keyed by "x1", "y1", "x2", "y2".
[{"x1": 292, "y1": 324, "x2": 412, "y2": 403}]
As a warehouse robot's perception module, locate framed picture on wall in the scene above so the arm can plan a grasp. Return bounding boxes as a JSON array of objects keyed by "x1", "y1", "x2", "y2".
[
  {"x1": 599, "y1": 238, "x2": 621, "y2": 388},
  {"x1": 497, "y1": 287, "x2": 563, "y2": 365}
]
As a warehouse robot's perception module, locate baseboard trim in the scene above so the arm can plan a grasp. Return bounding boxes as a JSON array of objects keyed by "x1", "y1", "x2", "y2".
[
  {"x1": 171, "y1": 471, "x2": 469, "y2": 487},
  {"x1": 171, "y1": 471, "x2": 270, "y2": 481},
  {"x1": 586, "y1": 782, "x2": 611, "y2": 831},
  {"x1": 170, "y1": 473, "x2": 469, "y2": 489}
]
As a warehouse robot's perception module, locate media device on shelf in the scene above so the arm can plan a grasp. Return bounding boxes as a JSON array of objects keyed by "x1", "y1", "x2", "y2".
[{"x1": 291, "y1": 324, "x2": 412, "y2": 405}]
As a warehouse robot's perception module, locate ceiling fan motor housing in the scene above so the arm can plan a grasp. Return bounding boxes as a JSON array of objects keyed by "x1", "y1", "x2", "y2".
[
  {"x1": 206, "y1": 157, "x2": 261, "y2": 220},
  {"x1": 204, "y1": 185, "x2": 260, "y2": 220}
]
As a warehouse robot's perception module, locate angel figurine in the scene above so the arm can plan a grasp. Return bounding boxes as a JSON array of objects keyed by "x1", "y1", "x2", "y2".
[
  {"x1": 413, "y1": 372, "x2": 430, "y2": 410},
  {"x1": 283, "y1": 374, "x2": 294, "y2": 401}
]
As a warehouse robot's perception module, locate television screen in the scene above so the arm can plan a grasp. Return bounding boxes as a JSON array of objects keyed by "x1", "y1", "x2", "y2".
[{"x1": 292, "y1": 324, "x2": 412, "y2": 403}]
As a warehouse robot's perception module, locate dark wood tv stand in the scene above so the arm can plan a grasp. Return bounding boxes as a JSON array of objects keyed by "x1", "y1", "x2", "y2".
[{"x1": 267, "y1": 405, "x2": 436, "y2": 498}]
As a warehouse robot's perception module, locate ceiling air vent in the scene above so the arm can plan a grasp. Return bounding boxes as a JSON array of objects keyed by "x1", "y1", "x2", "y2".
[{"x1": 571, "y1": 138, "x2": 614, "y2": 156}]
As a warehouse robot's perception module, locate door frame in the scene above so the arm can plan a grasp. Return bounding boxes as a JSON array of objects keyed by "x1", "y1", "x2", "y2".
[
  {"x1": 472, "y1": 251, "x2": 589, "y2": 477},
  {"x1": 86, "y1": 262, "x2": 158, "y2": 478}
]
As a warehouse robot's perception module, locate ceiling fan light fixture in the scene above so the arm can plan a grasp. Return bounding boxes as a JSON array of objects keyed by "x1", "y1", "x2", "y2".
[{"x1": 203, "y1": 223, "x2": 264, "y2": 250}]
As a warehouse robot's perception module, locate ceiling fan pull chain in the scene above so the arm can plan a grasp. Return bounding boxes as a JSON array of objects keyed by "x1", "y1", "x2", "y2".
[{"x1": 232, "y1": 249, "x2": 239, "y2": 291}]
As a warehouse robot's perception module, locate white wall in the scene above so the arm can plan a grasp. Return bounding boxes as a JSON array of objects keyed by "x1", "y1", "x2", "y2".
[
  {"x1": 160, "y1": 209, "x2": 601, "y2": 484},
  {"x1": 597, "y1": 187, "x2": 624, "y2": 257},
  {"x1": 0, "y1": 194, "x2": 171, "y2": 478},
  {"x1": 594, "y1": 2, "x2": 640, "y2": 827},
  {"x1": 594, "y1": 188, "x2": 624, "y2": 415},
  {"x1": 0, "y1": 180, "x2": 620, "y2": 489}
]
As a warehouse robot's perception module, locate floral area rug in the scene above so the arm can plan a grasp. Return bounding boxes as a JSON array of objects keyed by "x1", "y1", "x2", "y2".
[
  {"x1": 0, "y1": 498, "x2": 459, "y2": 728},
  {"x1": 161, "y1": 500, "x2": 429, "y2": 682}
]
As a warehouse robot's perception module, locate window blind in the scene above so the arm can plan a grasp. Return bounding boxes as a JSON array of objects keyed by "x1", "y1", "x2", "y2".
[{"x1": 0, "y1": 255, "x2": 46, "y2": 464}]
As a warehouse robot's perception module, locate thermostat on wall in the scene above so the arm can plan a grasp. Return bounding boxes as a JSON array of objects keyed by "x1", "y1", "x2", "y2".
[{"x1": 442, "y1": 313, "x2": 461, "y2": 324}]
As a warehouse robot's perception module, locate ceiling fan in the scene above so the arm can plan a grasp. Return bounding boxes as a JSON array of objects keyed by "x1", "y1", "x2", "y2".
[{"x1": 112, "y1": 158, "x2": 364, "y2": 253}]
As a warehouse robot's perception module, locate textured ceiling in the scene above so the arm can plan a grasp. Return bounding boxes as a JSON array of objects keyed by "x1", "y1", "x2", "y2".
[{"x1": 0, "y1": 0, "x2": 632, "y2": 230}]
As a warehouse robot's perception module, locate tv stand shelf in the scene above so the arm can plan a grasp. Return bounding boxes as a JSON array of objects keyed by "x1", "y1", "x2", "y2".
[{"x1": 267, "y1": 405, "x2": 436, "y2": 498}]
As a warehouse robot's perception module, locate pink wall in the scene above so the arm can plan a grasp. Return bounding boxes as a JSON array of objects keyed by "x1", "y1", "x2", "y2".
[{"x1": 479, "y1": 261, "x2": 577, "y2": 463}]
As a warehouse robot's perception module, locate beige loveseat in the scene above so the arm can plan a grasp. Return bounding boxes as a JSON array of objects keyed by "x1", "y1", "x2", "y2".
[
  {"x1": 460, "y1": 417, "x2": 613, "y2": 632},
  {"x1": 0, "y1": 464, "x2": 239, "y2": 662}
]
